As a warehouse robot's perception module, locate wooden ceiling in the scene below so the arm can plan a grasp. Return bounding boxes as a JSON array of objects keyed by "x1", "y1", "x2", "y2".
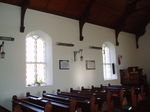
[{"x1": 0, "y1": 0, "x2": 150, "y2": 47}]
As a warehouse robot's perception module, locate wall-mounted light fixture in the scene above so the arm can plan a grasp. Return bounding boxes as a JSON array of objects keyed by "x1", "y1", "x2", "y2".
[
  {"x1": 0, "y1": 36, "x2": 15, "y2": 59},
  {"x1": 74, "y1": 49, "x2": 83, "y2": 62}
]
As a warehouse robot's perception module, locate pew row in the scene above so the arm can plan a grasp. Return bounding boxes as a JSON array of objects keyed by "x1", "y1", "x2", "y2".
[
  {"x1": 12, "y1": 95, "x2": 52, "y2": 112},
  {"x1": 26, "y1": 92, "x2": 77, "y2": 112},
  {"x1": 43, "y1": 91, "x2": 99, "y2": 112}
]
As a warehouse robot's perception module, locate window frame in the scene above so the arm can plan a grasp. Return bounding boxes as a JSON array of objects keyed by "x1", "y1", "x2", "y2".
[
  {"x1": 102, "y1": 42, "x2": 117, "y2": 80},
  {"x1": 25, "y1": 31, "x2": 53, "y2": 87}
]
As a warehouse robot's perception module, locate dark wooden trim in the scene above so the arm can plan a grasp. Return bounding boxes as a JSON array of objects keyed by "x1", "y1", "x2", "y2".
[
  {"x1": 0, "y1": 36, "x2": 14, "y2": 41},
  {"x1": 79, "y1": 21, "x2": 85, "y2": 41},
  {"x1": 79, "y1": 0, "x2": 95, "y2": 20},
  {"x1": 89, "y1": 46, "x2": 102, "y2": 50},
  {"x1": 79, "y1": 0, "x2": 95, "y2": 41},
  {"x1": 114, "y1": 0, "x2": 141, "y2": 47},
  {"x1": 135, "y1": 36, "x2": 139, "y2": 49},
  {"x1": 20, "y1": 0, "x2": 29, "y2": 32},
  {"x1": 115, "y1": 29, "x2": 120, "y2": 46},
  {"x1": 1, "y1": 0, "x2": 148, "y2": 38},
  {"x1": 56, "y1": 42, "x2": 74, "y2": 47},
  {"x1": 135, "y1": 28, "x2": 145, "y2": 49},
  {"x1": 134, "y1": 19, "x2": 149, "y2": 48}
]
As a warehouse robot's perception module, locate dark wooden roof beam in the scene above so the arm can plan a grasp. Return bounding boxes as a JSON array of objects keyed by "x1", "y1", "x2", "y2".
[
  {"x1": 20, "y1": 0, "x2": 29, "y2": 32},
  {"x1": 79, "y1": 0, "x2": 95, "y2": 41},
  {"x1": 115, "y1": 29, "x2": 121, "y2": 46},
  {"x1": 135, "y1": 16, "x2": 150, "y2": 48},
  {"x1": 79, "y1": 21, "x2": 85, "y2": 41},
  {"x1": 115, "y1": 0, "x2": 141, "y2": 46}
]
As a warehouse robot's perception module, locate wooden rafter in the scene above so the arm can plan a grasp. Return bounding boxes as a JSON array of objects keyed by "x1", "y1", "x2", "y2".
[
  {"x1": 79, "y1": 21, "x2": 84, "y2": 41},
  {"x1": 115, "y1": 29, "x2": 120, "y2": 46},
  {"x1": 135, "y1": 35, "x2": 140, "y2": 48},
  {"x1": 79, "y1": 0, "x2": 95, "y2": 41},
  {"x1": 115, "y1": 0, "x2": 141, "y2": 46},
  {"x1": 0, "y1": 0, "x2": 149, "y2": 45},
  {"x1": 20, "y1": 0, "x2": 29, "y2": 32},
  {"x1": 135, "y1": 15, "x2": 150, "y2": 48}
]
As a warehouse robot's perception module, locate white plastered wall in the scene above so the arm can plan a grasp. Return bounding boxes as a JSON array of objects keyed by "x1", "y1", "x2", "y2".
[
  {"x1": 137, "y1": 23, "x2": 150, "y2": 84},
  {"x1": 0, "y1": 3, "x2": 139, "y2": 110}
]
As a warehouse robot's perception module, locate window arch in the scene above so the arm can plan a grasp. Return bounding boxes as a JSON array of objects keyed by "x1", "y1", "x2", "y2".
[
  {"x1": 102, "y1": 42, "x2": 117, "y2": 80},
  {"x1": 26, "y1": 31, "x2": 53, "y2": 86}
]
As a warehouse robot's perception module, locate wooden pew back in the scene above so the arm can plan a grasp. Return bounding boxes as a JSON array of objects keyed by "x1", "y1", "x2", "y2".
[
  {"x1": 12, "y1": 95, "x2": 52, "y2": 112},
  {"x1": 27, "y1": 92, "x2": 77, "y2": 112}
]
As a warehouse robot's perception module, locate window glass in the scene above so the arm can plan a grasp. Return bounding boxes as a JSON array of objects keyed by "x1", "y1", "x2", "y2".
[
  {"x1": 102, "y1": 42, "x2": 117, "y2": 80},
  {"x1": 26, "y1": 31, "x2": 52, "y2": 87}
]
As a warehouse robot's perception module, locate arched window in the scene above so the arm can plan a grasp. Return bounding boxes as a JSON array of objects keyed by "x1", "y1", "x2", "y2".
[
  {"x1": 102, "y1": 42, "x2": 117, "y2": 80},
  {"x1": 26, "y1": 31, "x2": 53, "y2": 86}
]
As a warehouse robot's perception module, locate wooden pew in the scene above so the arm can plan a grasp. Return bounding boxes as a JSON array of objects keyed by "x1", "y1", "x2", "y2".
[
  {"x1": 12, "y1": 95, "x2": 52, "y2": 112},
  {"x1": 70, "y1": 88, "x2": 81, "y2": 93},
  {"x1": 42, "y1": 91, "x2": 70, "y2": 104},
  {"x1": 79, "y1": 85, "x2": 147, "y2": 112},
  {"x1": 90, "y1": 96, "x2": 99, "y2": 112},
  {"x1": 91, "y1": 85, "x2": 103, "y2": 91},
  {"x1": 101, "y1": 91, "x2": 114, "y2": 112},
  {"x1": 92, "y1": 84, "x2": 138, "y2": 112},
  {"x1": 13, "y1": 104, "x2": 22, "y2": 112},
  {"x1": 81, "y1": 86, "x2": 91, "y2": 91},
  {"x1": 57, "y1": 89, "x2": 115, "y2": 112},
  {"x1": 117, "y1": 88, "x2": 137, "y2": 112},
  {"x1": 26, "y1": 92, "x2": 77, "y2": 112},
  {"x1": 137, "y1": 85, "x2": 146, "y2": 102},
  {"x1": 44, "y1": 91, "x2": 93, "y2": 112}
]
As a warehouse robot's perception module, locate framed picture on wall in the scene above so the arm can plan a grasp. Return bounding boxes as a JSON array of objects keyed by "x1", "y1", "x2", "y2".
[
  {"x1": 59, "y1": 60, "x2": 69, "y2": 70},
  {"x1": 86, "y1": 60, "x2": 95, "y2": 70}
]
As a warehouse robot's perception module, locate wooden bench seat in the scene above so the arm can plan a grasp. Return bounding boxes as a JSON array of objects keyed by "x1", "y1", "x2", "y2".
[
  {"x1": 43, "y1": 91, "x2": 99, "y2": 112},
  {"x1": 12, "y1": 95, "x2": 52, "y2": 112},
  {"x1": 26, "y1": 92, "x2": 77, "y2": 112}
]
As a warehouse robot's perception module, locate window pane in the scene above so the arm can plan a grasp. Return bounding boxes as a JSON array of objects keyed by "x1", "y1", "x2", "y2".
[
  {"x1": 37, "y1": 39, "x2": 45, "y2": 62},
  {"x1": 26, "y1": 64, "x2": 35, "y2": 86},
  {"x1": 105, "y1": 47, "x2": 111, "y2": 63},
  {"x1": 37, "y1": 64, "x2": 46, "y2": 84},
  {"x1": 26, "y1": 37, "x2": 35, "y2": 62},
  {"x1": 102, "y1": 50, "x2": 106, "y2": 63},
  {"x1": 103, "y1": 64, "x2": 111, "y2": 80},
  {"x1": 102, "y1": 42, "x2": 117, "y2": 80},
  {"x1": 26, "y1": 33, "x2": 48, "y2": 86},
  {"x1": 106, "y1": 64, "x2": 112, "y2": 79}
]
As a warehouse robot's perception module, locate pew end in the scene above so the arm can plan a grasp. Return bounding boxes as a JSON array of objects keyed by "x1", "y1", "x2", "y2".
[
  {"x1": 44, "y1": 102, "x2": 53, "y2": 112},
  {"x1": 70, "y1": 88, "x2": 73, "y2": 92},
  {"x1": 57, "y1": 89, "x2": 61, "y2": 94},
  {"x1": 43, "y1": 90, "x2": 47, "y2": 94},
  {"x1": 13, "y1": 104, "x2": 22, "y2": 112},
  {"x1": 69, "y1": 98, "x2": 77, "y2": 112},
  {"x1": 26, "y1": 92, "x2": 30, "y2": 97}
]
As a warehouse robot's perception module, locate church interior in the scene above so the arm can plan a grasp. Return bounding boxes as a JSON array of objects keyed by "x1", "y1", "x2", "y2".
[{"x1": 0, "y1": 0, "x2": 150, "y2": 112}]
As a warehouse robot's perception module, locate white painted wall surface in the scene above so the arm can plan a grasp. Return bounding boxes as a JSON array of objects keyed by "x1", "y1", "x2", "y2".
[
  {"x1": 0, "y1": 3, "x2": 139, "y2": 110},
  {"x1": 137, "y1": 23, "x2": 150, "y2": 84}
]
